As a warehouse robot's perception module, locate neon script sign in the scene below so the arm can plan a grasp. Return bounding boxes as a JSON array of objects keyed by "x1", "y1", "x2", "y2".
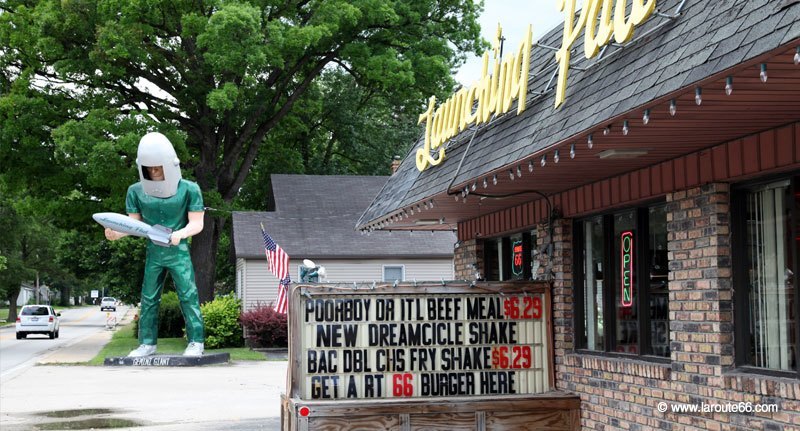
[
  {"x1": 416, "y1": 24, "x2": 532, "y2": 172},
  {"x1": 620, "y1": 231, "x2": 634, "y2": 307},
  {"x1": 415, "y1": 1, "x2": 656, "y2": 172},
  {"x1": 555, "y1": 0, "x2": 656, "y2": 108}
]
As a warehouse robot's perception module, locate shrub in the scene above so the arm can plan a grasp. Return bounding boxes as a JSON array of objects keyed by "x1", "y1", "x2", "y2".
[
  {"x1": 200, "y1": 294, "x2": 244, "y2": 349},
  {"x1": 131, "y1": 291, "x2": 185, "y2": 339},
  {"x1": 158, "y1": 291, "x2": 186, "y2": 338},
  {"x1": 240, "y1": 304, "x2": 288, "y2": 348}
]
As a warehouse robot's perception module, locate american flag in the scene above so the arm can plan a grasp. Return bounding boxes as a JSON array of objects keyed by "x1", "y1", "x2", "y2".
[{"x1": 261, "y1": 225, "x2": 290, "y2": 314}]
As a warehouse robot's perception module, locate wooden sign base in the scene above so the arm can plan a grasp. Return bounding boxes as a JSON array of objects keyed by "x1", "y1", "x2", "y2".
[{"x1": 281, "y1": 393, "x2": 580, "y2": 431}]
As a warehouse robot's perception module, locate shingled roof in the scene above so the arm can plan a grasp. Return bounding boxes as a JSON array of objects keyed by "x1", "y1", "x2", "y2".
[
  {"x1": 233, "y1": 175, "x2": 456, "y2": 259},
  {"x1": 357, "y1": 0, "x2": 800, "y2": 229}
]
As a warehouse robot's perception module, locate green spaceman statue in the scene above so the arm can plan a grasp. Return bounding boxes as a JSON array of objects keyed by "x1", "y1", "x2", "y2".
[{"x1": 104, "y1": 132, "x2": 206, "y2": 357}]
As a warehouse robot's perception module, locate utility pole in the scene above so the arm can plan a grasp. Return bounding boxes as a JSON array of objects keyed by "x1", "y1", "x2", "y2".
[{"x1": 35, "y1": 271, "x2": 40, "y2": 304}]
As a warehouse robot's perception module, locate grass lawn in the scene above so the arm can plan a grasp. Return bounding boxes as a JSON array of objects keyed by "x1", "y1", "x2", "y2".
[{"x1": 88, "y1": 323, "x2": 267, "y2": 365}]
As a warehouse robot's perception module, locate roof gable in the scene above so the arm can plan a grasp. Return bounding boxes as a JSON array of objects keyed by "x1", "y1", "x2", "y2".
[{"x1": 234, "y1": 175, "x2": 456, "y2": 259}]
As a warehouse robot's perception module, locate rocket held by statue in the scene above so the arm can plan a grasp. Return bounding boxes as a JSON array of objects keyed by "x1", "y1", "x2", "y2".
[{"x1": 92, "y1": 212, "x2": 173, "y2": 247}]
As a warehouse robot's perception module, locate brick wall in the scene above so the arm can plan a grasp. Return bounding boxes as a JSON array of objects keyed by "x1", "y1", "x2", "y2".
[
  {"x1": 453, "y1": 238, "x2": 481, "y2": 280},
  {"x1": 553, "y1": 184, "x2": 800, "y2": 430}
]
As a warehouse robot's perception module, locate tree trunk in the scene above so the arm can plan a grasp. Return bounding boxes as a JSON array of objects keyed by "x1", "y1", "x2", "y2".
[
  {"x1": 59, "y1": 286, "x2": 70, "y2": 307},
  {"x1": 191, "y1": 213, "x2": 221, "y2": 304},
  {"x1": 7, "y1": 289, "x2": 20, "y2": 322}
]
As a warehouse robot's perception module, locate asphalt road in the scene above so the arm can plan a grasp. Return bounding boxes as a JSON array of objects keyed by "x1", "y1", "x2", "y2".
[{"x1": 0, "y1": 305, "x2": 124, "y2": 377}]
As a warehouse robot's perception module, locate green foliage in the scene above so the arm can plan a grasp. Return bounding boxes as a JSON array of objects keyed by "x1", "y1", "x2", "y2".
[
  {"x1": 0, "y1": 0, "x2": 486, "y2": 301},
  {"x1": 158, "y1": 291, "x2": 186, "y2": 339},
  {"x1": 131, "y1": 291, "x2": 185, "y2": 339},
  {"x1": 200, "y1": 294, "x2": 244, "y2": 349},
  {"x1": 0, "y1": 182, "x2": 63, "y2": 320}
]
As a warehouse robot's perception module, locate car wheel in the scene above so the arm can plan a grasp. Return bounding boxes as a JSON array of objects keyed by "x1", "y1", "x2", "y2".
[
  {"x1": 16, "y1": 332, "x2": 22, "y2": 340},
  {"x1": 49, "y1": 331, "x2": 55, "y2": 339},
  {"x1": 55, "y1": 330, "x2": 60, "y2": 338}
]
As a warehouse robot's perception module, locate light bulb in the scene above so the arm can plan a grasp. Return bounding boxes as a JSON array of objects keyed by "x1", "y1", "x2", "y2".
[
  {"x1": 464, "y1": 187, "x2": 469, "y2": 196},
  {"x1": 622, "y1": 120, "x2": 630, "y2": 135},
  {"x1": 760, "y1": 63, "x2": 767, "y2": 83},
  {"x1": 482, "y1": 178, "x2": 488, "y2": 188},
  {"x1": 725, "y1": 76, "x2": 733, "y2": 96},
  {"x1": 795, "y1": 47, "x2": 800, "y2": 65},
  {"x1": 643, "y1": 109, "x2": 650, "y2": 125},
  {"x1": 603, "y1": 126, "x2": 611, "y2": 136},
  {"x1": 695, "y1": 87, "x2": 702, "y2": 106},
  {"x1": 509, "y1": 169, "x2": 515, "y2": 180},
  {"x1": 492, "y1": 174, "x2": 497, "y2": 185},
  {"x1": 429, "y1": 200, "x2": 434, "y2": 208},
  {"x1": 540, "y1": 154, "x2": 547, "y2": 167},
  {"x1": 454, "y1": 195, "x2": 458, "y2": 202},
  {"x1": 471, "y1": 182, "x2": 477, "y2": 192},
  {"x1": 516, "y1": 166, "x2": 522, "y2": 178},
  {"x1": 587, "y1": 134, "x2": 593, "y2": 149},
  {"x1": 669, "y1": 99, "x2": 677, "y2": 116},
  {"x1": 528, "y1": 160, "x2": 534, "y2": 172},
  {"x1": 570, "y1": 143, "x2": 576, "y2": 159},
  {"x1": 554, "y1": 150, "x2": 560, "y2": 164}
]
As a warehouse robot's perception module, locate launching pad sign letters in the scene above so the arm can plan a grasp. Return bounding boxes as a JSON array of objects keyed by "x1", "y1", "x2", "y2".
[{"x1": 299, "y1": 293, "x2": 550, "y2": 400}]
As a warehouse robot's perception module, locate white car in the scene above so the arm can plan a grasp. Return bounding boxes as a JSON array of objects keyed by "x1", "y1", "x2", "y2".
[
  {"x1": 16, "y1": 305, "x2": 60, "y2": 339},
  {"x1": 100, "y1": 297, "x2": 117, "y2": 312}
]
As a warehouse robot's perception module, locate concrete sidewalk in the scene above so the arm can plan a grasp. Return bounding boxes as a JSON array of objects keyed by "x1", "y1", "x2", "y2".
[
  {"x1": 39, "y1": 306, "x2": 133, "y2": 365},
  {"x1": 0, "y1": 361, "x2": 287, "y2": 430},
  {"x1": 1, "y1": 307, "x2": 288, "y2": 430}
]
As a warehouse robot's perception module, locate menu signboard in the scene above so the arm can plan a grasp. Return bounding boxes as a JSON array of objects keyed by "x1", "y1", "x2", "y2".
[{"x1": 292, "y1": 284, "x2": 552, "y2": 401}]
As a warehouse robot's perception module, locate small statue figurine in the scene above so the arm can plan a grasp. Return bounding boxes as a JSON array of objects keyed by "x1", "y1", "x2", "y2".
[
  {"x1": 300, "y1": 259, "x2": 326, "y2": 283},
  {"x1": 104, "y1": 132, "x2": 206, "y2": 357}
]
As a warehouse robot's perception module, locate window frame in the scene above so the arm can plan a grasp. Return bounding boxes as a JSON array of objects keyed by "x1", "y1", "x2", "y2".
[
  {"x1": 731, "y1": 174, "x2": 800, "y2": 378},
  {"x1": 382, "y1": 265, "x2": 405, "y2": 282},
  {"x1": 573, "y1": 200, "x2": 670, "y2": 362}
]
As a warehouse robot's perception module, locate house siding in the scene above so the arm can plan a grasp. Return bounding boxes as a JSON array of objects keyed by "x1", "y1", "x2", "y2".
[
  {"x1": 241, "y1": 258, "x2": 454, "y2": 311},
  {"x1": 235, "y1": 258, "x2": 246, "y2": 303}
]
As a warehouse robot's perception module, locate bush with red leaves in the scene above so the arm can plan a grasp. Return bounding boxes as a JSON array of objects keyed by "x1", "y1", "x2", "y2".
[{"x1": 239, "y1": 304, "x2": 288, "y2": 348}]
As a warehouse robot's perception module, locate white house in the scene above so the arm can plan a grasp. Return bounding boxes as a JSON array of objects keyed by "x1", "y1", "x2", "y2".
[{"x1": 232, "y1": 175, "x2": 456, "y2": 311}]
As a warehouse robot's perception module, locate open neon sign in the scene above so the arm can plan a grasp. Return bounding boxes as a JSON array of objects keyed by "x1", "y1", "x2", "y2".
[{"x1": 620, "y1": 231, "x2": 634, "y2": 307}]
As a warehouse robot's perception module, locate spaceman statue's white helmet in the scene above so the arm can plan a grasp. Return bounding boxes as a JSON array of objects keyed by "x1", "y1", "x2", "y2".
[{"x1": 136, "y1": 132, "x2": 182, "y2": 198}]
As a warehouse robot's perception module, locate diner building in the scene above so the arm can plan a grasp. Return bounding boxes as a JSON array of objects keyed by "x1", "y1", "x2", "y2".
[{"x1": 356, "y1": 0, "x2": 800, "y2": 429}]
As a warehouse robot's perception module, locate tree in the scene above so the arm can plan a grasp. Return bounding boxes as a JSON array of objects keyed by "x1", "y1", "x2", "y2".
[
  {"x1": 0, "y1": 0, "x2": 484, "y2": 302},
  {"x1": 0, "y1": 187, "x2": 60, "y2": 322}
]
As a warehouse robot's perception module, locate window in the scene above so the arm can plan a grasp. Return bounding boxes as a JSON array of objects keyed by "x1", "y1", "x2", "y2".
[
  {"x1": 733, "y1": 178, "x2": 798, "y2": 373},
  {"x1": 574, "y1": 202, "x2": 669, "y2": 358},
  {"x1": 236, "y1": 269, "x2": 243, "y2": 299},
  {"x1": 22, "y1": 306, "x2": 50, "y2": 316},
  {"x1": 483, "y1": 232, "x2": 535, "y2": 281},
  {"x1": 383, "y1": 266, "x2": 405, "y2": 282}
]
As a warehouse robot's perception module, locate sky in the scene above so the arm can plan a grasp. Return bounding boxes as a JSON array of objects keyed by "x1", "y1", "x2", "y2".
[{"x1": 454, "y1": 0, "x2": 569, "y2": 86}]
